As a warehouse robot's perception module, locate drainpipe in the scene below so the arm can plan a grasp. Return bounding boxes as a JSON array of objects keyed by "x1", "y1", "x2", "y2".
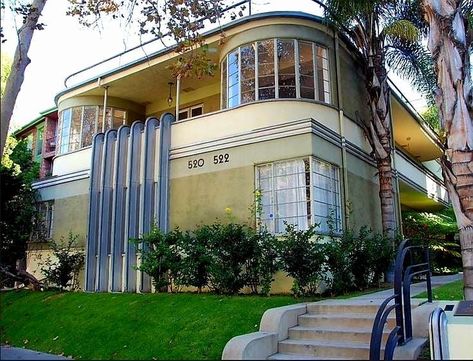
[
  {"x1": 175, "y1": 74, "x2": 181, "y2": 119},
  {"x1": 334, "y1": 32, "x2": 350, "y2": 229},
  {"x1": 102, "y1": 86, "x2": 109, "y2": 132},
  {"x1": 389, "y1": 96, "x2": 403, "y2": 235}
]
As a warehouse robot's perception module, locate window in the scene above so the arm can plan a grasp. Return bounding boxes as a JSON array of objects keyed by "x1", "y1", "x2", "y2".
[
  {"x1": 178, "y1": 104, "x2": 204, "y2": 121},
  {"x1": 33, "y1": 201, "x2": 54, "y2": 241},
  {"x1": 36, "y1": 127, "x2": 44, "y2": 156},
  {"x1": 256, "y1": 157, "x2": 341, "y2": 234},
  {"x1": 221, "y1": 38, "x2": 331, "y2": 108},
  {"x1": 57, "y1": 106, "x2": 127, "y2": 155}
]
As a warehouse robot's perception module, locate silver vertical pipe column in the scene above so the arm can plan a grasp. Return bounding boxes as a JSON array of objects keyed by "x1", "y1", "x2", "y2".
[
  {"x1": 158, "y1": 113, "x2": 175, "y2": 233},
  {"x1": 140, "y1": 117, "x2": 160, "y2": 292},
  {"x1": 85, "y1": 133, "x2": 105, "y2": 291},
  {"x1": 125, "y1": 121, "x2": 144, "y2": 292},
  {"x1": 110, "y1": 125, "x2": 130, "y2": 292},
  {"x1": 96, "y1": 130, "x2": 117, "y2": 291}
]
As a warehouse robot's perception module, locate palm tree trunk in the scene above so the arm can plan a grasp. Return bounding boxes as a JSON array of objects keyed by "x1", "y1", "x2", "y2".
[
  {"x1": 1, "y1": 0, "x2": 47, "y2": 158},
  {"x1": 423, "y1": 0, "x2": 473, "y2": 299}
]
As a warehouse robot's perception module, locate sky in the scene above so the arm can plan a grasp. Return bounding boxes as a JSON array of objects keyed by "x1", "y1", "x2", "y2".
[{"x1": 2, "y1": 0, "x2": 427, "y2": 132}]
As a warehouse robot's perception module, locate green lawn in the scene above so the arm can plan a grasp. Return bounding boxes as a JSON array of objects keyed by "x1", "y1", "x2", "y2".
[
  {"x1": 415, "y1": 280, "x2": 464, "y2": 301},
  {"x1": 0, "y1": 291, "x2": 318, "y2": 360}
]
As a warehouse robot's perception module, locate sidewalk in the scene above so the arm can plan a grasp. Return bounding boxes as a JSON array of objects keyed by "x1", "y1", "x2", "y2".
[
  {"x1": 352, "y1": 273, "x2": 462, "y2": 300},
  {"x1": 0, "y1": 346, "x2": 69, "y2": 360}
]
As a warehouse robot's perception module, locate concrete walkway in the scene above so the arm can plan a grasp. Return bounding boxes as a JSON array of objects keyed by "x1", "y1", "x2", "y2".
[
  {"x1": 0, "y1": 346, "x2": 69, "y2": 360},
  {"x1": 352, "y1": 273, "x2": 462, "y2": 300}
]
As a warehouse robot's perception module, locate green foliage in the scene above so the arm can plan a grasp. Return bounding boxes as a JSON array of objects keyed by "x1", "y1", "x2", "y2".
[
  {"x1": 422, "y1": 105, "x2": 441, "y2": 133},
  {"x1": 132, "y1": 226, "x2": 182, "y2": 292},
  {"x1": 40, "y1": 233, "x2": 85, "y2": 291},
  {"x1": 206, "y1": 222, "x2": 255, "y2": 294},
  {"x1": 0, "y1": 137, "x2": 39, "y2": 285},
  {"x1": 245, "y1": 228, "x2": 279, "y2": 296},
  {"x1": 402, "y1": 208, "x2": 461, "y2": 274},
  {"x1": 325, "y1": 226, "x2": 394, "y2": 295},
  {"x1": 1, "y1": 53, "x2": 12, "y2": 98},
  {"x1": 415, "y1": 280, "x2": 464, "y2": 301},
  {"x1": 178, "y1": 227, "x2": 212, "y2": 292},
  {"x1": 279, "y1": 224, "x2": 326, "y2": 297}
]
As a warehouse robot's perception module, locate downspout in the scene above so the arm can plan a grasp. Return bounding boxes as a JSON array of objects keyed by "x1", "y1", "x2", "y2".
[
  {"x1": 334, "y1": 32, "x2": 350, "y2": 228},
  {"x1": 175, "y1": 74, "x2": 181, "y2": 119},
  {"x1": 389, "y1": 96, "x2": 403, "y2": 235},
  {"x1": 102, "y1": 85, "x2": 109, "y2": 131}
]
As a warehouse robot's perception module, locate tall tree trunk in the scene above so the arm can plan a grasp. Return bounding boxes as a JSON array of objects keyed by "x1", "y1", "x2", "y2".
[
  {"x1": 423, "y1": 0, "x2": 473, "y2": 300},
  {"x1": 363, "y1": 33, "x2": 397, "y2": 239},
  {"x1": 0, "y1": 0, "x2": 47, "y2": 158}
]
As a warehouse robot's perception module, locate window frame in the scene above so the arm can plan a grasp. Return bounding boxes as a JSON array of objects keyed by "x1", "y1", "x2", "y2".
[
  {"x1": 255, "y1": 156, "x2": 342, "y2": 235},
  {"x1": 221, "y1": 38, "x2": 331, "y2": 109},
  {"x1": 57, "y1": 105, "x2": 127, "y2": 155},
  {"x1": 178, "y1": 104, "x2": 204, "y2": 121}
]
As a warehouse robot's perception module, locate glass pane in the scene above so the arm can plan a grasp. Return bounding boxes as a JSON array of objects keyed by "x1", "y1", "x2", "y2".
[
  {"x1": 98, "y1": 107, "x2": 113, "y2": 132},
  {"x1": 277, "y1": 39, "x2": 296, "y2": 98},
  {"x1": 227, "y1": 50, "x2": 240, "y2": 108},
  {"x1": 240, "y1": 43, "x2": 255, "y2": 104},
  {"x1": 69, "y1": 107, "x2": 82, "y2": 152},
  {"x1": 113, "y1": 109, "x2": 126, "y2": 129},
  {"x1": 316, "y1": 46, "x2": 330, "y2": 103},
  {"x1": 81, "y1": 106, "x2": 97, "y2": 148},
  {"x1": 178, "y1": 110, "x2": 189, "y2": 121},
  {"x1": 60, "y1": 109, "x2": 72, "y2": 154},
  {"x1": 36, "y1": 127, "x2": 44, "y2": 155},
  {"x1": 221, "y1": 58, "x2": 227, "y2": 109},
  {"x1": 258, "y1": 40, "x2": 275, "y2": 100},
  {"x1": 191, "y1": 106, "x2": 203, "y2": 117},
  {"x1": 299, "y1": 41, "x2": 315, "y2": 99}
]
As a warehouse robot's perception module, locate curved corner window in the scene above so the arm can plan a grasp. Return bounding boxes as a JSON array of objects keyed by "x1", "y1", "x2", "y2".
[
  {"x1": 221, "y1": 39, "x2": 331, "y2": 108},
  {"x1": 56, "y1": 106, "x2": 126, "y2": 155}
]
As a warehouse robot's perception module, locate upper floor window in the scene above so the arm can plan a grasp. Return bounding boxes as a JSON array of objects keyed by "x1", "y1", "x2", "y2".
[
  {"x1": 36, "y1": 127, "x2": 44, "y2": 156},
  {"x1": 221, "y1": 39, "x2": 331, "y2": 109},
  {"x1": 178, "y1": 104, "x2": 204, "y2": 121},
  {"x1": 57, "y1": 106, "x2": 127, "y2": 155},
  {"x1": 256, "y1": 157, "x2": 341, "y2": 235}
]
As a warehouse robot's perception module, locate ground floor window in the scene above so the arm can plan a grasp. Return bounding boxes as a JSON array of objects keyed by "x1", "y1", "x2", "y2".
[
  {"x1": 256, "y1": 157, "x2": 341, "y2": 234},
  {"x1": 32, "y1": 200, "x2": 54, "y2": 241}
]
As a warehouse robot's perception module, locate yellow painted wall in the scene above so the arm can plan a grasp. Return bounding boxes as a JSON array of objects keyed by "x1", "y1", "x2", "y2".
[{"x1": 52, "y1": 194, "x2": 89, "y2": 248}]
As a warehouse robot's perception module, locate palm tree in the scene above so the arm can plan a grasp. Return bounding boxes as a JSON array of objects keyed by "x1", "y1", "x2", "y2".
[
  {"x1": 420, "y1": 0, "x2": 473, "y2": 300},
  {"x1": 317, "y1": 0, "x2": 423, "y2": 238}
]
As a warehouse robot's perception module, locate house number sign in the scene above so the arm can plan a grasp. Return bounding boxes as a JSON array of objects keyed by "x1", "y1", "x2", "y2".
[{"x1": 187, "y1": 153, "x2": 230, "y2": 169}]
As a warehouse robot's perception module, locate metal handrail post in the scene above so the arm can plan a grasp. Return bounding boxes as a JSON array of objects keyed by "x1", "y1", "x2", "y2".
[{"x1": 425, "y1": 246, "x2": 433, "y2": 303}]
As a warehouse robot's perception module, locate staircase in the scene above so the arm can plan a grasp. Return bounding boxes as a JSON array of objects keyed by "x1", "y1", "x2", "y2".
[{"x1": 268, "y1": 299, "x2": 419, "y2": 360}]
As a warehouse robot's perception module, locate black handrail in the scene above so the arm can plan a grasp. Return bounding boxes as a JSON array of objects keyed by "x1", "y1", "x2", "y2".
[{"x1": 369, "y1": 239, "x2": 433, "y2": 361}]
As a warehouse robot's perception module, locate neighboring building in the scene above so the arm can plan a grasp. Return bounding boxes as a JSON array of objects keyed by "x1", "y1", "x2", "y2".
[
  {"x1": 23, "y1": 11, "x2": 447, "y2": 292},
  {"x1": 13, "y1": 107, "x2": 58, "y2": 179}
]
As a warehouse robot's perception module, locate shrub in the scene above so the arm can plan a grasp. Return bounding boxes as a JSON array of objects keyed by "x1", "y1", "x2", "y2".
[
  {"x1": 245, "y1": 228, "x2": 280, "y2": 295},
  {"x1": 40, "y1": 232, "x2": 84, "y2": 290},
  {"x1": 325, "y1": 226, "x2": 394, "y2": 294},
  {"x1": 179, "y1": 227, "x2": 212, "y2": 293},
  {"x1": 279, "y1": 223, "x2": 326, "y2": 297},
  {"x1": 132, "y1": 226, "x2": 181, "y2": 292},
  {"x1": 402, "y1": 208, "x2": 461, "y2": 274},
  {"x1": 206, "y1": 222, "x2": 255, "y2": 294}
]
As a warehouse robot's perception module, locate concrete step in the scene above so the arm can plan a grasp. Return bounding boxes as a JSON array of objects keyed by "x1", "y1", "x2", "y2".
[
  {"x1": 278, "y1": 338, "x2": 378, "y2": 359},
  {"x1": 298, "y1": 312, "x2": 396, "y2": 329},
  {"x1": 307, "y1": 303, "x2": 383, "y2": 315},
  {"x1": 268, "y1": 352, "x2": 353, "y2": 360},
  {"x1": 288, "y1": 325, "x2": 390, "y2": 344}
]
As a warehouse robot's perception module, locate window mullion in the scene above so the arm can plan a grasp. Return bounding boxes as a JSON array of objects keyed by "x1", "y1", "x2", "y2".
[
  {"x1": 295, "y1": 39, "x2": 301, "y2": 99},
  {"x1": 274, "y1": 38, "x2": 279, "y2": 99},
  {"x1": 79, "y1": 106, "x2": 84, "y2": 148},
  {"x1": 238, "y1": 46, "x2": 242, "y2": 106},
  {"x1": 255, "y1": 42, "x2": 259, "y2": 101},
  {"x1": 313, "y1": 43, "x2": 319, "y2": 101}
]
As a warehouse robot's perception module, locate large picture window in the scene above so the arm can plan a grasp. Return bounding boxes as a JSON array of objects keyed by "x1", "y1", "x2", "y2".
[
  {"x1": 256, "y1": 157, "x2": 341, "y2": 234},
  {"x1": 222, "y1": 39, "x2": 331, "y2": 108},
  {"x1": 56, "y1": 106, "x2": 127, "y2": 155}
]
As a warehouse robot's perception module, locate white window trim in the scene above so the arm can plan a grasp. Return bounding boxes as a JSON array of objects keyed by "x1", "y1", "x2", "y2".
[
  {"x1": 178, "y1": 103, "x2": 204, "y2": 121},
  {"x1": 222, "y1": 38, "x2": 331, "y2": 109},
  {"x1": 255, "y1": 156, "x2": 342, "y2": 235}
]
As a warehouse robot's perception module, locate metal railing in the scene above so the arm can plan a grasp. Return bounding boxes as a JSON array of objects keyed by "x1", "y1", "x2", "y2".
[{"x1": 369, "y1": 239, "x2": 433, "y2": 361}]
